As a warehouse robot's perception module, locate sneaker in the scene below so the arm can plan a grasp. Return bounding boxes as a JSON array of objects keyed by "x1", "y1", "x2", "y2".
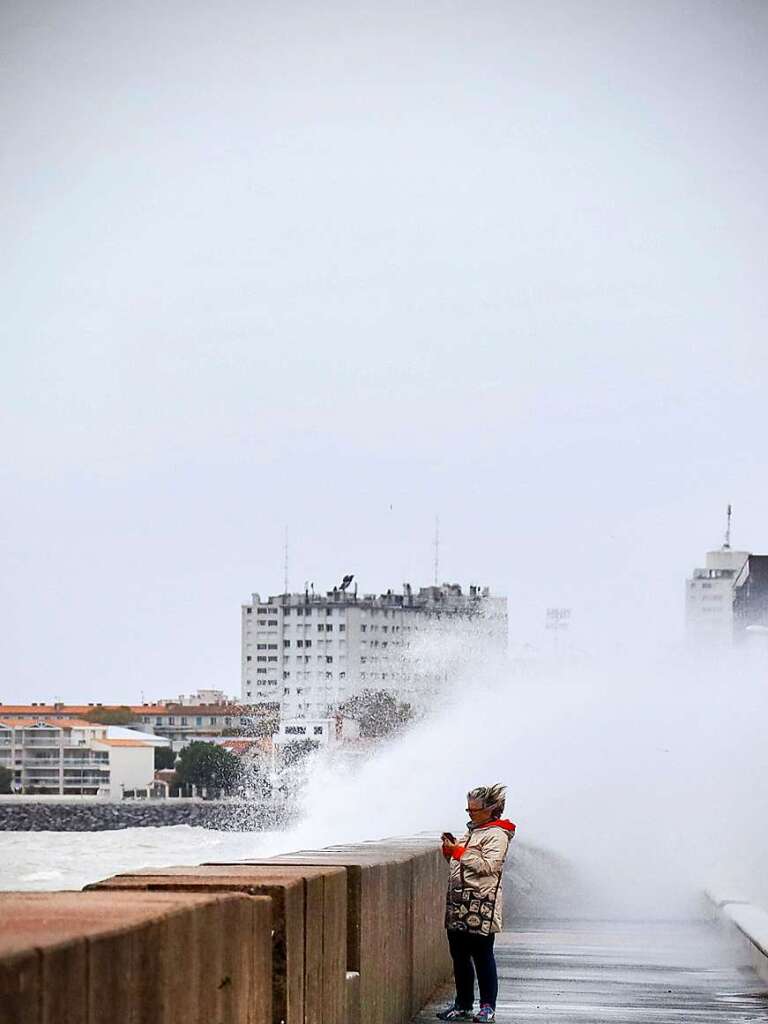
[
  {"x1": 436, "y1": 1004, "x2": 473, "y2": 1021},
  {"x1": 473, "y1": 1006, "x2": 496, "y2": 1023}
]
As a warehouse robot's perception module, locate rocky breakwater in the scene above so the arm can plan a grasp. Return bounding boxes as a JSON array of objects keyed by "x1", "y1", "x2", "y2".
[{"x1": 0, "y1": 798, "x2": 291, "y2": 832}]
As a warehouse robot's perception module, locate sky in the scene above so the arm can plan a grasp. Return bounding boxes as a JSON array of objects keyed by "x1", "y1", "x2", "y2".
[{"x1": 2, "y1": 0, "x2": 767, "y2": 703}]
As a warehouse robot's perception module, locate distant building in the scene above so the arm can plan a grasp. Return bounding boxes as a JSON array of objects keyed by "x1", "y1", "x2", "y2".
[
  {"x1": 686, "y1": 542, "x2": 768, "y2": 647},
  {"x1": 0, "y1": 717, "x2": 160, "y2": 797},
  {"x1": 241, "y1": 581, "x2": 507, "y2": 719},
  {"x1": 273, "y1": 715, "x2": 361, "y2": 749},
  {"x1": 156, "y1": 689, "x2": 234, "y2": 707},
  {"x1": 0, "y1": 703, "x2": 279, "y2": 753}
]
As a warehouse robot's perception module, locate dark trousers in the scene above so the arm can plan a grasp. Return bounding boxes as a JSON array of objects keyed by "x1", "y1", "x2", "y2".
[{"x1": 447, "y1": 929, "x2": 498, "y2": 1010}]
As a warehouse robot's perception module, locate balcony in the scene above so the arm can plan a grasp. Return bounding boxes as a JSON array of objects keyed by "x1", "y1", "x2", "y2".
[{"x1": 22, "y1": 768, "x2": 61, "y2": 779}]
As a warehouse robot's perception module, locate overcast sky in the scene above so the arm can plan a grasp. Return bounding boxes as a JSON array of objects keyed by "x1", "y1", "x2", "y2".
[{"x1": 2, "y1": 1, "x2": 767, "y2": 703}]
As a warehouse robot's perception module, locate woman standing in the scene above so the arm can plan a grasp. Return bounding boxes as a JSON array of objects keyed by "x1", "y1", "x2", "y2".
[{"x1": 437, "y1": 784, "x2": 516, "y2": 1023}]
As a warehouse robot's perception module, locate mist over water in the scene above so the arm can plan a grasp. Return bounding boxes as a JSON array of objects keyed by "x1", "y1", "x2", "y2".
[{"x1": 283, "y1": 647, "x2": 768, "y2": 919}]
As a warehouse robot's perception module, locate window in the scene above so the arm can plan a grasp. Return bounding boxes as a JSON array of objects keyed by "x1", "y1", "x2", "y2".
[
  {"x1": 296, "y1": 607, "x2": 304, "y2": 616},
  {"x1": 339, "y1": 672, "x2": 346, "y2": 680},
  {"x1": 268, "y1": 620, "x2": 278, "y2": 626},
  {"x1": 257, "y1": 655, "x2": 267, "y2": 662},
  {"x1": 314, "y1": 726, "x2": 324, "y2": 736},
  {"x1": 297, "y1": 640, "x2": 304, "y2": 648},
  {"x1": 283, "y1": 688, "x2": 290, "y2": 696},
  {"x1": 257, "y1": 644, "x2": 267, "y2": 650},
  {"x1": 246, "y1": 655, "x2": 252, "y2": 662},
  {"x1": 181, "y1": 717, "x2": 189, "y2": 725},
  {"x1": 326, "y1": 656, "x2": 333, "y2": 664},
  {"x1": 283, "y1": 671, "x2": 290, "y2": 679},
  {"x1": 339, "y1": 624, "x2": 346, "y2": 632},
  {"x1": 326, "y1": 624, "x2": 333, "y2": 632},
  {"x1": 258, "y1": 606, "x2": 270, "y2": 614},
  {"x1": 360, "y1": 624, "x2": 367, "y2": 633},
  {"x1": 209, "y1": 717, "x2": 216, "y2": 725},
  {"x1": 169, "y1": 717, "x2": 176, "y2": 724},
  {"x1": 257, "y1": 668, "x2": 267, "y2": 674},
  {"x1": 268, "y1": 644, "x2": 278, "y2": 650},
  {"x1": 283, "y1": 640, "x2": 291, "y2": 648},
  {"x1": 246, "y1": 608, "x2": 252, "y2": 614},
  {"x1": 155, "y1": 717, "x2": 162, "y2": 725},
  {"x1": 285, "y1": 725, "x2": 306, "y2": 735},
  {"x1": 196, "y1": 717, "x2": 202, "y2": 726},
  {"x1": 268, "y1": 656, "x2": 278, "y2": 662},
  {"x1": 317, "y1": 623, "x2": 325, "y2": 632},
  {"x1": 258, "y1": 619, "x2": 267, "y2": 626},
  {"x1": 326, "y1": 672, "x2": 333, "y2": 680},
  {"x1": 225, "y1": 718, "x2": 231, "y2": 726},
  {"x1": 305, "y1": 639, "x2": 312, "y2": 648},
  {"x1": 382, "y1": 626, "x2": 388, "y2": 633},
  {"x1": 296, "y1": 687, "x2": 303, "y2": 695},
  {"x1": 326, "y1": 608, "x2": 333, "y2": 616}
]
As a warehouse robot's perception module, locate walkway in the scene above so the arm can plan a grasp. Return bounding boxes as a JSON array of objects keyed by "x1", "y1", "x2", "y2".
[{"x1": 413, "y1": 921, "x2": 768, "y2": 1023}]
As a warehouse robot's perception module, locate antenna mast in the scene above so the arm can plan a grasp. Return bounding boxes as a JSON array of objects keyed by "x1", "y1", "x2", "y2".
[
  {"x1": 724, "y1": 504, "x2": 732, "y2": 550},
  {"x1": 283, "y1": 526, "x2": 289, "y2": 594},
  {"x1": 433, "y1": 515, "x2": 440, "y2": 586}
]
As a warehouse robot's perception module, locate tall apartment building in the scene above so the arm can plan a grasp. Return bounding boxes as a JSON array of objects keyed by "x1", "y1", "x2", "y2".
[
  {"x1": 241, "y1": 581, "x2": 507, "y2": 719},
  {"x1": 686, "y1": 544, "x2": 768, "y2": 647}
]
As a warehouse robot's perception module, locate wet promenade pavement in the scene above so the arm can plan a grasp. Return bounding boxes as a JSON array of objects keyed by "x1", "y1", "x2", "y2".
[{"x1": 413, "y1": 921, "x2": 768, "y2": 1023}]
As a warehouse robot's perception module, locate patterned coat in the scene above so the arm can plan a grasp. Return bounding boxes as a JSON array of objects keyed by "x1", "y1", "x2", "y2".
[{"x1": 444, "y1": 820, "x2": 515, "y2": 935}]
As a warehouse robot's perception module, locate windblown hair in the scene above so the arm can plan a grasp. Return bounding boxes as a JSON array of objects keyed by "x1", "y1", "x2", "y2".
[{"x1": 467, "y1": 783, "x2": 507, "y2": 819}]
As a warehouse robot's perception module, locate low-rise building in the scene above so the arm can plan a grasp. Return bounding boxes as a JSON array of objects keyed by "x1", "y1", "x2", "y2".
[
  {"x1": 0, "y1": 718, "x2": 159, "y2": 797},
  {"x1": 0, "y1": 703, "x2": 279, "y2": 752}
]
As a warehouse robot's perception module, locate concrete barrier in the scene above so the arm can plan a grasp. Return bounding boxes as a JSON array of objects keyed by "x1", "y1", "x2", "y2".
[
  {"x1": 704, "y1": 889, "x2": 768, "y2": 984},
  {"x1": 0, "y1": 890, "x2": 271, "y2": 1024},
  {"x1": 88, "y1": 864, "x2": 346, "y2": 1024},
  {"x1": 0, "y1": 835, "x2": 452, "y2": 1024},
  {"x1": 230, "y1": 836, "x2": 452, "y2": 1024}
]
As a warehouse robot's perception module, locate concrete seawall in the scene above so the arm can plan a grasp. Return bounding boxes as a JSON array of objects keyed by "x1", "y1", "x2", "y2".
[
  {"x1": 0, "y1": 835, "x2": 452, "y2": 1024},
  {"x1": 705, "y1": 889, "x2": 768, "y2": 984}
]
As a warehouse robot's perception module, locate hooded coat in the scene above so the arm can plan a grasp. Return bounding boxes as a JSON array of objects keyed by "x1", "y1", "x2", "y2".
[{"x1": 444, "y1": 819, "x2": 516, "y2": 935}]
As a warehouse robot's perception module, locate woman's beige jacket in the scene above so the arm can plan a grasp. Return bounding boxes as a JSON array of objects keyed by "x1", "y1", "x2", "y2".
[{"x1": 444, "y1": 820, "x2": 515, "y2": 935}]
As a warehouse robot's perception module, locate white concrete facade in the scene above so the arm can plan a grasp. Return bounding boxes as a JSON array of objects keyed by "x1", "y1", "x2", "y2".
[
  {"x1": 241, "y1": 582, "x2": 508, "y2": 719},
  {"x1": 685, "y1": 548, "x2": 750, "y2": 646},
  {"x1": 0, "y1": 718, "x2": 158, "y2": 797},
  {"x1": 274, "y1": 716, "x2": 361, "y2": 748}
]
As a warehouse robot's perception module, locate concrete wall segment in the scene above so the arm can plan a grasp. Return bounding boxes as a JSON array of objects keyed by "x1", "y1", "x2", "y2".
[
  {"x1": 89, "y1": 863, "x2": 346, "y2": 1024},
  {"x1": 239, "y1": 838, "x2": 451, "y2": 1024},
  {"x1": 0, "y1": 891, "x2": 269, "y2": 1024}
]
